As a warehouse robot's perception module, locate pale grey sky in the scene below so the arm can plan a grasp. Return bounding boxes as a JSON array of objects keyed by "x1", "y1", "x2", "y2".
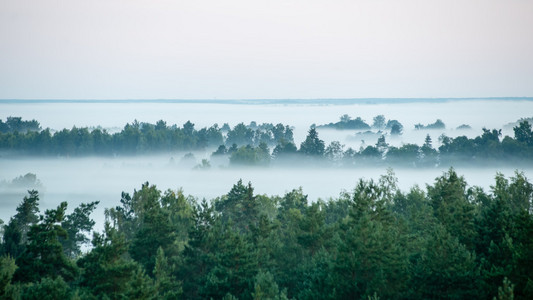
[{"x1": 1, "y1": 0, "x2": 532, "y2": 99}]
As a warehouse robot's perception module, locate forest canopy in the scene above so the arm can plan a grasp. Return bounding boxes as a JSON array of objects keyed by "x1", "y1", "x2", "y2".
[{"x1": 0, "y1": 169, "x2": 532, "y2": 299}]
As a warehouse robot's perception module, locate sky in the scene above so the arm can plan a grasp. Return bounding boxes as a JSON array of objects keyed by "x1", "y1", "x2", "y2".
[{"x1": 1, "y1": 0, "x2": 532, "y2": 99}]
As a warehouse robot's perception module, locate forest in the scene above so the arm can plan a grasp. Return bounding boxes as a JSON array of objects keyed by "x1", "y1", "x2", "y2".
[
  {"x1": 0, "y1": 168, "x2": 532, "y2": 299},
  {"x1": 1, "y1": 116, "x2": 533, "y2": 167}
]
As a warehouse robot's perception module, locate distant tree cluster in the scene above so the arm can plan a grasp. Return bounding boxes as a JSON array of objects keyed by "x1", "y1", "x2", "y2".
[
  {"x1": 318, "y1": 115, "x2": 371, "y2": 130},
  {"x1": 0, "y1": 119, "x2": 223, "y2": 155},
  {"x1": 0, "y1": 173, "x2": 42, "y2": 190},
  {"x1": 415, "y1": 119, "x2": 446, "y2": 130},
  {"x1": 0, "y1": 118, "x2": 293, "y2": 156},
  {"x1": 0, "y1": 117, "x2": 40, "y2": 133},
  {"x1": 317, "y1": 114, "x2": 404, "y2": 136},
  {"x1": 225, "y1": 122, "x2": 294, "y2": 147},
  {"x1": 219, "y1": 121, "x2": 533, "y2": 167},
  {"x1": 439, "y1": 122, "x2": 533, "y2": 164},
  {"x1": 1, "y1": 169, "x2": 532, "y2": 299}
]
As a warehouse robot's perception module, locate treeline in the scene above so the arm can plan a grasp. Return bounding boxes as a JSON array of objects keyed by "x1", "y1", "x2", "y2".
[
  {"x1": 0, "y1": 118, "x2": 293, "y2": 156},
  {"x1": 1, "y1": 169, "x2": 532, "y2": 299},
  {"x1": 225, "y1": 121, "x2": 533, "y2": 167},
  {"x1": 2, "y1": 117, "x2": 533, "y2": 167}
]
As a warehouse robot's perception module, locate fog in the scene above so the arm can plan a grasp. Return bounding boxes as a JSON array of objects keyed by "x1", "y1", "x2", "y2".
[
  {"x1": 2, "y1": 155, "x2": 532, "y2": 231},
  {"x1": 1, "y1": 99, "x2": 533, "y2": 230}
]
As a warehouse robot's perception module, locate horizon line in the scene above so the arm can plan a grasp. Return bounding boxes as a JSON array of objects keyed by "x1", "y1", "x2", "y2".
[{"x1": 1, "y1": 97, "x2": 533, "y2": 104}]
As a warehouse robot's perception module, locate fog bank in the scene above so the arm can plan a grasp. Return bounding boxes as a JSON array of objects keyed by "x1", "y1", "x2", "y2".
[{"x1": 1, "y1": 155, "x2": 531, "y2": 232}]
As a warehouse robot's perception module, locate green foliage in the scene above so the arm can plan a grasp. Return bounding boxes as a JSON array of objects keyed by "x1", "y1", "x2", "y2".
[
  {"x1": 230, "y1": 144, "x2": 271, "y2": 166},
  {"x1": 334, "y1": 178, "x2": 409, "y2": 299},
  {"x1": 325, "y1": 141, "x2": 344, "y2": 165},
  {"x1": 4, "y1": 117, "x2": 533, "y2": 168},
  {"x1": 0, "y1": 255, "x2": 17, "y2": 298},
  {"x1": 1, "y1": 169, "x2": 533, "y2": 299},
  {"x1": 410, "y1": 224, "x2": 478, "y2": 299},
  {"x1": 77, "y1": 223, "x2": 154, "y2": 299},
  {"x1": 20, "y1": 276, "x2": 72, "y2": 300},
  {"x1": 427, "y1": 168, "x2": 476, "y2": 248},
  {"x1": 299, "y1": 128, "x2": 325, "y2": 156},
  {"x1": 514, "y1": 121, "x2": 533, "y2": 146},
  {"x1": 0, "y1": 118, "x2": 225, "y2": 155},
  {"x1": 204, "y1": 228, "x2": 257, "y2": 299},
  {"x1": 215, "y1": 180, "x2": 260, "y2": 233},
  {"x1": 318, "y1": 115, "x2": 371, "y2": 130},
  {"x1": 1, "y1": 190, "x2": 40, "y2": 257},
  {"x1": 14, "y1": 202, "x2": 78, "y2": 283},
  {"x1": 252, "y1": 271, "x2": 287, "y2": 300},
  {"x1": 154, "y1": 247, "x2": 182, "y2": 299},
  {"x1": 227, "y1": 123, "x2": 255, "y2": 146},
  {"x1": 272, "y1": 139, "x2": 297, "y2": 159},
  {"x1": 61, "y1": 201, "x2": 99, "y2": 258},
  {"x1": 494, "y1": 277, "x2": 514, "y2": 300},
  {"x1": 386, "y1": 143, "x2": 420, "y2": 166},
  {"x1": 0, "y1": 117, "x2": 40, "y2": 133}
]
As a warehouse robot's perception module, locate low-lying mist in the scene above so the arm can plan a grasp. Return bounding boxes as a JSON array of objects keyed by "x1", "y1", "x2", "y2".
[{"x1": 1, "y1": 154, "x2": 531, "y2": 232}]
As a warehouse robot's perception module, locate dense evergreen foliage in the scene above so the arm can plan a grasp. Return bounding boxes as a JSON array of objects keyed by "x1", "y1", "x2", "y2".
[{"x1": 1, "y1": 169, "x2": 532, "y2": 299}]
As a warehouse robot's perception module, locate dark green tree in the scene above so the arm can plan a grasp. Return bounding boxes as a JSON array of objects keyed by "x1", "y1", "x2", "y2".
[
  {"x1": 1, "y1": 190, "x2": 40, "y2": 257},
  {"x1": 514, "y1": 121, "x2": 533, "y2": 146},
  {"x1": 14, "y1": 202, "x2": 78, "y2": 283},
  {"x1": 153, "y1": 247, "x2": 182, "y2": 299},
  {"x1": 299, "y1": 128, "x2": 325, "y2": 156},
  {"x1": 427, "y1": 168, "x2": 476, "y2": 249},
  {"x1": 77, "y1": 223, "x2": 154, "y2": 299},
  {"x1": 272, "y1": 139, "x2": 298, "y2": 159},
  {"x1": 215, "y1": 180, "x2": 260, "y2": 233},
  {"x1": 60, "y1": 201, "x2": 99, "y2": 258},
  {"x1": 410, "y1": 224, "x2": 478, "y2": 299},
  {"x1": 334, "y1": 178, "x2": 408, "y2": 299},
  {"x1": 20, "y1": 276, "x2": 72, "y2": 300},
  {"x1": 0, "y1": 255, "x2": 18, "y2": 298}
]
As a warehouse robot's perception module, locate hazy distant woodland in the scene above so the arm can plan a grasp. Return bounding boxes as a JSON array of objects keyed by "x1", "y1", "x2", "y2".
[{"x1": 1, "y1": 99, "x2": 533, "y2": 299}]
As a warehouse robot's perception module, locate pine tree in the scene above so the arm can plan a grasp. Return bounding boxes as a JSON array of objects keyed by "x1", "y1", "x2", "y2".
[
  {"x1": 14, "y1": 202, "x2": 77, "y2": 283},
  {"x1": 427, "y1": 168, "x2": 476, "y2": 249},
  {"x1": 60, "y1": 201, "x2": 99, "y2": 258},
  {"x1": 77, "y1": 223, "x2": 152, "y2": 299},
  {"x1": 1, "y1": 190, "x2": 40, "y2": 257},
  {"x1": 154, "y1": 247, "x2": 182, "y2": 299},
  {"x1": 299, "y1": 128, "x2": 325, "y2": 156}
]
